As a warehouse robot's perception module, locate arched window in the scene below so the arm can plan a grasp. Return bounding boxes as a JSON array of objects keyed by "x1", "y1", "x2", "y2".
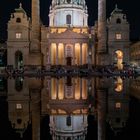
[
  {"x1": 15, "y1": 51, "x2": 23, "y2": 69},
  {"x1": 67, "y1": 0, "x2": 71, "y2": 3},
  {"x1": 15, "y1": 77, "x2": 23, "y2": 91},
  {"x1": 116, "y1": 18, "x2": 121, "y2": 24},
  {"x1": 66, "y1": 115, "x2": 71, "y2": 126},
  {"x1": 16, "y1": 18, "x2": 21, "y2": 23},
  {"x1": 66, "y1": 15, "x2": 71, "y2": 25}
]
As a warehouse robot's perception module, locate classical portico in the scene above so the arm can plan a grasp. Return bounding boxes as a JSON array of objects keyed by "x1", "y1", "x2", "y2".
[{"x1": 47, "y1": 28, "x2": 89, "y2": 66}]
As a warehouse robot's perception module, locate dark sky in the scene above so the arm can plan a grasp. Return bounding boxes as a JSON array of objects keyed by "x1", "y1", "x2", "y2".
[{"x1": 0, "y1": 0, "x2": 140, "y2": 41}]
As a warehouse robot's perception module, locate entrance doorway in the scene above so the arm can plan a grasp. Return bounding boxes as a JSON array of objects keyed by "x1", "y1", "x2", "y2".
[{"x1": 66, "y1": 57, "x2": 72, "y2": 66}]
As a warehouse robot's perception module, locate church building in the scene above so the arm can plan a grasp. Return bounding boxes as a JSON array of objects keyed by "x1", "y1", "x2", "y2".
[{"x1": 6, "y1": 0, "x2": 130, "y2": 70}]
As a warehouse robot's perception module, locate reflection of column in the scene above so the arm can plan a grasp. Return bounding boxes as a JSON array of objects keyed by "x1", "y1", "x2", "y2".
[
  {"x1": 47, "y1": 44, "x2": 51, "y2": 64},
  {"x1": 31, "y1": 90, "x2": 40, "y2": 140},
  {"x1": 80, "y1": 43, "x2": 82, "y2": 65},
  {"x1": 56, "y1": 79, "x2": 59, "y2": 99},
  {"x1": 80, "y1": 78, "x2": 82, "y2": 99},
  {"x1": 97, "y1": 89, "x2": 106, "y2": 140},
  {"x1": 49, "y1": 43, "x2": 52, "y2": 65},
  {"x1": 64, "y1": 44, "x2": 66, "y2": 65}
]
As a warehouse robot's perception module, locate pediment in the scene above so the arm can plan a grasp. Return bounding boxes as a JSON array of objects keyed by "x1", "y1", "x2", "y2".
[{"x1": 49, "y1": 28, "x2": 89, "y2": 39}]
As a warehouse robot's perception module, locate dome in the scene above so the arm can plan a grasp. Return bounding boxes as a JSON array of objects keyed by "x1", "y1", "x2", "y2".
[{"x1": 49, "y1": 0, "x2": 88, "y2": 27}]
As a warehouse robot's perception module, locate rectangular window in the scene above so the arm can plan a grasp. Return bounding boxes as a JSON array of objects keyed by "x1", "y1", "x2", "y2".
[
  {"x1": 16, "y1": 103, "x2": 22, "y2": 109},
  {"x1": 16, "y1": 33, "x2": 22, "y2": 39},
  {"x1": 115, "y1": 102, "x2": 121, "y2": 109},
  {"x1": 116, "y1": 33, "x2": 122, "y2": 40}
]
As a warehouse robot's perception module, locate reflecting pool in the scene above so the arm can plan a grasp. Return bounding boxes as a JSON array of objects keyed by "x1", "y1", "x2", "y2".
[{"x1": 0, "y1": 76, "x2": 140, "y2": 140}]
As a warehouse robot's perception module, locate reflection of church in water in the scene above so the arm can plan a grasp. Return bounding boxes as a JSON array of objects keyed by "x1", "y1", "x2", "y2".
[
  {"x1": 3, "y1": 76, "x2": 129, "y2": 140},
  {"x1": 6, "y1": 0, "x2": 130, "y2": 70},
  {"x1": 0, "y1": 0, "x2": 132, "y2": 139}
]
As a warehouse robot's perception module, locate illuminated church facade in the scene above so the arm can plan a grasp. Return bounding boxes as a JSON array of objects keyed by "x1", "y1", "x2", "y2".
[{"x1": 6, "y1": 0, "x2": 130, "y2": 70}]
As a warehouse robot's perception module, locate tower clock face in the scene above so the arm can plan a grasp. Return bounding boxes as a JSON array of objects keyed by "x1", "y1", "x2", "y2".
[{"x1": 67, "y1": 0, "x2": 71, "y2": 3}]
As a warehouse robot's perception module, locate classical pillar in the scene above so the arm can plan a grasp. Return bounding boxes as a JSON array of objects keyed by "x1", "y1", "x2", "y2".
[
  {"x1": 31, "y1": 0, "x2": 40, "y2": 52},
  {"x1": 98, "y1": 0, "x2": 106, "y2": 53}
]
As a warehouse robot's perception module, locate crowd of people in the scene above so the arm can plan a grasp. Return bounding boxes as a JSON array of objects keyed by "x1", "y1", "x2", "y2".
[{"x1": 3, "y1": 64, "x2": 139, "y2": 77}]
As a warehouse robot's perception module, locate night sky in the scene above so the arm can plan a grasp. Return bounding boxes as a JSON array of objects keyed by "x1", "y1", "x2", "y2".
[{"x1": 0, "y1": 0, "x2": 140, "y2": 41}]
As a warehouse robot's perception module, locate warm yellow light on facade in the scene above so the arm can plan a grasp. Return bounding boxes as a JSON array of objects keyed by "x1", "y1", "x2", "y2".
[
  {"x1": 58, "y1": 43, "x2": 64, "y2": 65},
  {"x1": 82, "y1": 43, "x2": 88, "y2": 65},
  {"x1": 57, "y1": 28, "x2": 67, "y2": 33},
  {"x1": 51, "y1": 43, "x2": 57, "y2": 65},
  {"x1": 75, "y1": 43, "x2": 80, "y2": 65},
  {"x1": 116, "y1": 33, "x2": 122, "y2": 40},
  {"x1": 115, "y1": 50, "x2": 123, "y2": 70},
  {"x1": 115, "y1": 102, "x2": 121, "y2": 109},
  {"x1": 73, "y1": 28, "x2": 81, "y2": 33},
  {"x1": 51, "y1": 28, "x2": 57, "y2": 33},
  {"x1": 82, "y1": 79, "x2": 87, "y2": 99},
  {"x1": 115, "y1": 77, "x2": 123, "y2": 92},
  {"x1": 75, "y1": 78, "x2": 80, "y2": 100},
  {"x1": 73, "y1": 109, "x2": 81, "y2": 114},
  {"x1": 51, "y1": 78, "x2": 57, "y2": 99},
  {"x1": 58, "y1": 79, "x2": 64, "y2": 100},
  {"x1": 58, "y1": 109, "x2": 66, "y2": 114}
]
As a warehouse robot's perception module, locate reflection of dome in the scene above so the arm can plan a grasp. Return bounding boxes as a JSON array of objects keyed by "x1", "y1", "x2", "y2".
[{"x1": 50, "y1": 115, "x2": 87, "y2": 140}]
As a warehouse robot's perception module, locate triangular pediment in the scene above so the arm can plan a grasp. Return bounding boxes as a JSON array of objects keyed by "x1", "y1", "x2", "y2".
[{"x1": 49, "y1": 28, "x2": 89, "y2": 39}]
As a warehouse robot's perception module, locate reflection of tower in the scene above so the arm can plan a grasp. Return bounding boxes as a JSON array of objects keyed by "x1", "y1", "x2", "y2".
[
  {"x1": 107, "y1": 77, "x2": 129, "y2": 134},
  {"x1": 29, "y1": 78, "x2": 42, "y2": 140},
  {"x1": 96, "y1": 78, "x2": 109, "y2": 140},
  {"x1": 97, "y1": 89, "x2": 106, "y2": 140},
  {"x1": 7, "y1": 77, "x2": 30, "y2": 137}
]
